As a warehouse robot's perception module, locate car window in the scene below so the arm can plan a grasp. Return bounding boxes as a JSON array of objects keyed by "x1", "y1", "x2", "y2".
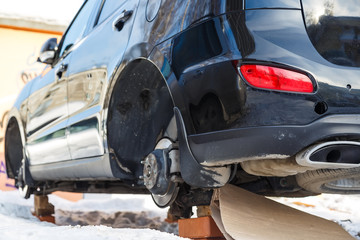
[
  {"x1": 59, "y1": 0, "x2": 98, "y2": 57},
  {"x1": 97, "y1": 0, "x2": 127, "y2": 24},
  {"x1": 302, "y1": 0, "x2": 360, "y2": 68}
]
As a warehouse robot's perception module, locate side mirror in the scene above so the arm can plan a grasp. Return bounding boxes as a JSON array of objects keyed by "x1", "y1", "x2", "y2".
[{"x1": 37, "y1": 38, "x2": 58, "y2": 65}]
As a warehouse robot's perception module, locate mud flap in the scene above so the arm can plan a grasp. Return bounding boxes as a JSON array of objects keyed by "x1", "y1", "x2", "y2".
[
  {"x1": 174, "y1": 107, "x2": 231, "y2": 188},
  {"x1": 211, "y1": 184, "x2": 353, "y2": 240}
]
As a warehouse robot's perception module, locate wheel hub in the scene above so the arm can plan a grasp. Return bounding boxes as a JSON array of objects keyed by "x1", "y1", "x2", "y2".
[
  {"x1": 141, "y1": 141, "x2": 180, "y2": 207},
  {"x1": 142, "y1": 150, "x2": 171, "y2": 196},
  {"x1": 142, "y1": 153, "x2": 160, "y2": 191}
]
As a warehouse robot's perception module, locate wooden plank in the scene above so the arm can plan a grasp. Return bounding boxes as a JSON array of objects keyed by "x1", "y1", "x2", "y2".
[{"x1": 211, "y1": 185, "x2": 354, "y2": 240}]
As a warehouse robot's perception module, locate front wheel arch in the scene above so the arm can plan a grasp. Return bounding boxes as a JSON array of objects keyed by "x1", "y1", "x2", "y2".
[{"x1": 4, "y1": 117, "x2": 23, "y2": 179}]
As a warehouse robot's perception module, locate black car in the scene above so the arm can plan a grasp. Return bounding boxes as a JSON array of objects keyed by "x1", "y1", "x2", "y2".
[{"x1": 5, "y1": 0, "x2": 360, "y2": 217}]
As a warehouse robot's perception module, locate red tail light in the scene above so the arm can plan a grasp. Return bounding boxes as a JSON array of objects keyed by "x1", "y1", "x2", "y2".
[{"x1": 239, "y1": 64, "x2": 314, "y2": 93}]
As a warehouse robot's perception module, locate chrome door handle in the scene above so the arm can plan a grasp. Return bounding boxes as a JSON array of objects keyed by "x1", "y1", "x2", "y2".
[
  {"x1": 56, "y1": 63, "x2": 68, "y2": 79},
  {"x1": 113, "y1": 10, "x2": 133, "y2": 31}
]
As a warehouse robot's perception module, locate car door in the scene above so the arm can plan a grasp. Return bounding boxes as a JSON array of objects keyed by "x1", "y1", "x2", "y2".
[
  {"x1": 25, "y1": 0, "x2": 99, "y2": 165},
  {"x1": 26, "y1": 58, "x2": 71, "y2": 165},
  {"x1": 66, "y1": 0, "x2": 139, "y2": 160}
]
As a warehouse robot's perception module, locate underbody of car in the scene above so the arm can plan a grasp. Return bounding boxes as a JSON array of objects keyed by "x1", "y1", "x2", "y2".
[{"x1": 4, "y1": 0, "x2": 360, "y2": 218}]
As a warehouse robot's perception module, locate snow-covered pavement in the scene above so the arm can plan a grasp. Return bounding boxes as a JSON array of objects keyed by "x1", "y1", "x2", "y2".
[
  {"x1": 272, "y1": 194, "x2": 360, "y2": 239},
  {"x1": 0, "y1": 191, "x2": 185, "y2": 240},
  {"x1": 0, "y1": 190, "x2": 359, "y2": 239}
]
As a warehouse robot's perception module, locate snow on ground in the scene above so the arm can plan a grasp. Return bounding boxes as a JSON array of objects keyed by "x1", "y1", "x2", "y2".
[
  {"x1": 0, "y1": 191, "x2": 185, "y2": 240},
  {"x1": 272, "y1": 194, "x2": 360, "y2": 239},
  {"x1": 0, "y1": 190, "x2": 359, "y2": 239},
  {"x1": 50, "y1": 193, "x2": 168, "y2": 219}
]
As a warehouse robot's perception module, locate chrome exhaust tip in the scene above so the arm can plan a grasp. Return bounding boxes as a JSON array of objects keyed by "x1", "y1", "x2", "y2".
[{"x1": 296, "y1": 141, "x2": 360, "y2": 169}]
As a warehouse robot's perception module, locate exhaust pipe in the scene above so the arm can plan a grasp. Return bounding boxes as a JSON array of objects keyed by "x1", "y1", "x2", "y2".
[{"x1": 296, "y1": 141, "x2": 360, "y2": 169}]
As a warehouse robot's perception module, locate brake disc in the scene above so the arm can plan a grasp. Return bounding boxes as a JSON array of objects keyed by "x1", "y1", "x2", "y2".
[{"x1": 142, "y1": 139, "x2": 179, "y2": 207}]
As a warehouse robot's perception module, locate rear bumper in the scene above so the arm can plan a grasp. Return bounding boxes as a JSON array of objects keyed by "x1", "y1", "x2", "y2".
[{"x1": 187, "y1": 114, "x2": 360, "y2": 166}]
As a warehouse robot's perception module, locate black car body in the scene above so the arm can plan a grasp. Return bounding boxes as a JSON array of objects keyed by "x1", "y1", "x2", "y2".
[{"x1": 5, "y1": 0, "x2": 360, "y2": 215}]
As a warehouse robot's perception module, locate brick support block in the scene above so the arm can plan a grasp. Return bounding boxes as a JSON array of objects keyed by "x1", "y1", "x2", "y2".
[{"x1": 178, "y1": 216, "x2": 225, "y2": 240}]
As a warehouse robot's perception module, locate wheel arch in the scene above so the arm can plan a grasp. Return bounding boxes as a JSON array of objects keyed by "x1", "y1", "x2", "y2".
[
  {"x1": 4, "y1": 108, "x2": 26, "y2": 179},
  {"x1": 103, "y1": 42, "x2": 178, "y2": 111},
  {"x1": 104, "y1": 55, "x2": 176, "y2": 179}
]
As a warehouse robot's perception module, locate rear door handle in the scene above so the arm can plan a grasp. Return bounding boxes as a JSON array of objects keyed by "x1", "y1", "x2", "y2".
[
  {"x1": 113, "y1": 10, "x2": 133, "y2": 31},
  {"x1": 56, "y1": 63, "x2": 68, "y2": 79}
]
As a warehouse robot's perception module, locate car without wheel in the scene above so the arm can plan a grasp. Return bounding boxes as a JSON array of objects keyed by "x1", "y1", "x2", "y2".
[{"x1": 5, "y1": 0, "x2": 360, "y2": 217}]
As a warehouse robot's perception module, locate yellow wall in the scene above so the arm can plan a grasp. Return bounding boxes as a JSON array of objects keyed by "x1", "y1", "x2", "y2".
[
  {"x1": 0, "y1": 27, "x2": 62, "y2": 191},
  {"x1": 0, "y1": 27, "x2": 62, "y2": 98},
  {"x1": 0, "y1": 26, "x2": 83, "y2": 201},
  {"x1": 0, "y1": 27, "x2": 62, "y2": 135}
]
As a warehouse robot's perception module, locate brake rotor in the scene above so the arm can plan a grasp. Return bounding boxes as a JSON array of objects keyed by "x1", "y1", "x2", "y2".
[
  {"x1": 142, "y1": 139, "x2": 179, "y2": 207},
  {"x1": 152, "y1": 182, "x2": 179, "y2": 208}
]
